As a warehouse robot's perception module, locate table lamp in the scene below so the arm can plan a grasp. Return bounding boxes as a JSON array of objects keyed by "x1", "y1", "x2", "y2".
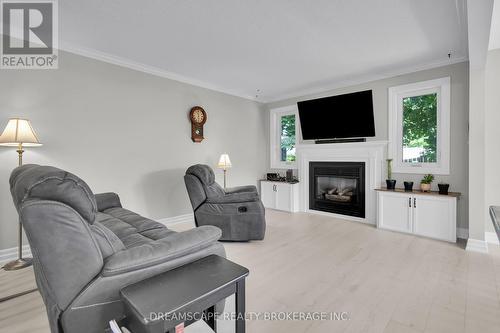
[
  {"x1": 217, "y1": 153, "x2": 232, "y2": 189},
  {"x1": 0, "y1": 118, "x2": 42, "y2": 270}
]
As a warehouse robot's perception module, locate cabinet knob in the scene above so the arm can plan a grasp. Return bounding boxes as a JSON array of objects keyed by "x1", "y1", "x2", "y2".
[
  {"x1": 409, "y1": 198, "x2": 412, "y2": 207},
  {"x1": 414, "y1": 198, "x2": 416, "y2": 208}
]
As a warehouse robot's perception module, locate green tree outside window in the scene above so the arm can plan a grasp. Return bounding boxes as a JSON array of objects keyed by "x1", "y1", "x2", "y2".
[
  {"x1": 280, "y1": 115, "x2": 296, "y2": 162},
  {"x1": 402, "y1": 93, "x2": 437, "y2": 163}
]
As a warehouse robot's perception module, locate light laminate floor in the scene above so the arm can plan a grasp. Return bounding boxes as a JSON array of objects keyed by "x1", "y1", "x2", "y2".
[{"x1": 2, "y1": 210, "x2": 500, "y2": 333}]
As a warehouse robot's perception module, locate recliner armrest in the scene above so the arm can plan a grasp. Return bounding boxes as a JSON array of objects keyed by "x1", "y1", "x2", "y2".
[
  {"x1": 207, "y1": 191, "x2": 260, "y2": 204},
  {"x1": 225, "y1": 185, "x2": 258, "y2": 194},
  {"x1": 102, "y1": 226, "x2": 222, "y2": 276},
  {"x1": 95, "y1": 192, "x2": 122, "y2": 211}
]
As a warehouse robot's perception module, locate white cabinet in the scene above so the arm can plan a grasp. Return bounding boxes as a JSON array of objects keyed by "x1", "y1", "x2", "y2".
[
  {"x1": 377, "y1": 191, "x2": 412, "y2": 233},
  {"x1": 412, "y1": 194, "x2": 456, "y2": 241},
  {"x1": 376, "y1": 190, "x2": 458, "y2": 242},
  {"x1": 275, "y1": 182, "x2": 292, "y2": 211},
  {"x1": 260, "y1": 182, "x2": 276, "y2": 208},
  {"x1": 260, "y1": 181, "x2": 299, "y2": 212}
]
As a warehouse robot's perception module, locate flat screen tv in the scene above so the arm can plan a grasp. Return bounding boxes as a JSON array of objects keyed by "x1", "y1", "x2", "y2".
[{"x1": 297, "y1": 90, "x2": 375, "y2": 140}]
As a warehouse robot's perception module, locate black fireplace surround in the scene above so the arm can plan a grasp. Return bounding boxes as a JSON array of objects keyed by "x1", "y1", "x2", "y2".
[{"x1": 309, "y1": 161, "x2": 365, "y2": 218}]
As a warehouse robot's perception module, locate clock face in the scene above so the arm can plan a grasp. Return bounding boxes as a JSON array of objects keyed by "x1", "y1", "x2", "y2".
[
  {"x1": 190, "y1": 106, "x2": 206, "y2": 142},
  {"x1": 192, "y1": 109, "x2": 205, "y2": 123}
]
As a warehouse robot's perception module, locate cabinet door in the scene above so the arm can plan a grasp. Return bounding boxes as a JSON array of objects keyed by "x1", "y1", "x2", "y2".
[
  {"x1": 290, "y1": 184, "x2": 300, "y2": 213},
  {"x1": 413, "y1": 195, "x2": 456, "y2": 242},
  {"x1": 377, "y1": 192, "x2": 412, "y2": 233},
  {"x1": 275, "y1": 183, "x2": 292, "y2": 212},
  {"x1": 261, "y1": 182, "x2": 276, "y2": 209}
]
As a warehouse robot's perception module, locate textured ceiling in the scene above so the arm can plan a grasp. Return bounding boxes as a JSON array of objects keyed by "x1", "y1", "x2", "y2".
[{"x1": 59, "y1": 0, "x2": 468, "y2": 102}]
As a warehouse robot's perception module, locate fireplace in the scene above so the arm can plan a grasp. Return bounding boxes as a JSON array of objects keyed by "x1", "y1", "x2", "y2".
[{"x1": 309, "y1": 162, "x2": 365, "y2": 218}]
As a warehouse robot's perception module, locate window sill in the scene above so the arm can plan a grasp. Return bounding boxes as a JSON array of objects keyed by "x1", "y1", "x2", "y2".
[
  {"x1": 271, "y1": 161, "x2": 297, "y2": 170},
  {"x1": 392, "y1": 165, "x2": 450, "y2": 175}
]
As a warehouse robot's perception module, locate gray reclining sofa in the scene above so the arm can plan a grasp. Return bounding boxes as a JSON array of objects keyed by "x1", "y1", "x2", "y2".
[
  {"x1": 184, "y1": 164, "x2": 266, "y2": 241},
  {"x1": 10, "y1": 164, "x2": 225, "y2": 333}
]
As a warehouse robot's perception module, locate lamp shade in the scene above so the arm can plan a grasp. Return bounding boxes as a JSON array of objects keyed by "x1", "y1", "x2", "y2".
[
  {"x1": 0, "y1": 118, "x2": 42, "y2": 147},
  {"x1": 217, "y1": 154, "x2": 232, "y2": 169}
]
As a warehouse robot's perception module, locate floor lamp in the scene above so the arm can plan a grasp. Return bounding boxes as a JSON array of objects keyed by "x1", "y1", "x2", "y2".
[
  {"x1": 0, "y1": 118, "x2": 42, "y2": 270},
  {"x1": 217, "y1": 153, "x2": 232, "y2": 189}
]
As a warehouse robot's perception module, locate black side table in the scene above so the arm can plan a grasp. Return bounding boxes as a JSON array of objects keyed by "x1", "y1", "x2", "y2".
[{"x1": 120, "y1": 255, "x2": 249, "y2": 333}]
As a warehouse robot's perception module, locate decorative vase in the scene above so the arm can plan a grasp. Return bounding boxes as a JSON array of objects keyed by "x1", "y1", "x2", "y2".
[
  {"x1": 420, "y1": 183, "x2": 431, "y2": 192},
  {"x1": 438, "y1": 183, "x2": 449, "y2": 195},
  {"x1": 386, "y1": 179, "x2": 396, "y2": 190},
  {"x1": 404, "y1": 181, "x2": 414, "y2": 191}
]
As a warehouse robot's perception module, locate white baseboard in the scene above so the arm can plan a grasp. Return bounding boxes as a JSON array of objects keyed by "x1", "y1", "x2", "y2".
[
  {"x1": 465, "y1": 238, "x2": 489, "y2": 253},
  {"x1": 485, "y1": 232, "x2": 500, "y2": 245},
  {"x1": 457, "y1": 227, "x2": 469, "y2": 239},
  {"x1": 156, "y1": 213, "x2": 195, "y2": 226},
  {"x1": 0, "y1": 245, "x2": 32, "y2": 266}
]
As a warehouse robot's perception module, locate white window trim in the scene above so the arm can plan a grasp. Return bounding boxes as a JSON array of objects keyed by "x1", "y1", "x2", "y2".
[
  {"x1": 388, "y1": 77, "x2": 450, "y2": 175},
  {"x1": 270, "y1": 105, "x2": 300, "y2": 169}
]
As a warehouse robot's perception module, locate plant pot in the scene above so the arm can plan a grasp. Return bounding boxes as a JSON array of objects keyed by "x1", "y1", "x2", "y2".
[
  {"x1": 386, "y1": 179, "x2": 396, "y2": 190},
  {"x1": 404, "y1": 181, "x2": 414, "y2": 191},
  {"x1": 438, "y1": 183, "x2": 450, "y2": 195},
  {"x1": 420, "y1": 183, "x2": 431, "y2": 192}
]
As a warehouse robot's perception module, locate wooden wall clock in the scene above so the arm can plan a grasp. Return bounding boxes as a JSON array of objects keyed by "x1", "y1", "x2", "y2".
[{"x1": 189, "y1": 106, "x2": 207, "y2": 142}]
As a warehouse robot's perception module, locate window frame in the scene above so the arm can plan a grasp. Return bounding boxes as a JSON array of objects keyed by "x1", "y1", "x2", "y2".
[
  {"x1": 270, "y1": 105, "x2": 300, "y2": 169},
  {"x1": 388, "y1": 77, "x2": 450, "y2": 175}
]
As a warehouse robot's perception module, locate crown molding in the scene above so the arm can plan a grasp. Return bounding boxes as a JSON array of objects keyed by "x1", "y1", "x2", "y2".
[
  {"x1": 263, "y1": 56, "x2": 468, "y2": 103},
  {"x1": 58, "y1": 42, "x2": 259, "y2": 102},
  {"x1": 57, "y1": 42, "x2": 467, "y2": 105}
]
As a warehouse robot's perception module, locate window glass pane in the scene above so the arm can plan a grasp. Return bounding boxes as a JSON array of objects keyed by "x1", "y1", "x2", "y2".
[
  {"x1": 280, "y1": 114, "x2": 296, "y2": 162},
  {"x1": 402, "y1": 93, "x2": 437, "y2": 163}
]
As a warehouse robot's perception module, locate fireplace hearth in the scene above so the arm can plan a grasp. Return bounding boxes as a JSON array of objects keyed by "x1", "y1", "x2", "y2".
[{"x1": 309, "y1": 162, "x2": 365, "y2": 218}]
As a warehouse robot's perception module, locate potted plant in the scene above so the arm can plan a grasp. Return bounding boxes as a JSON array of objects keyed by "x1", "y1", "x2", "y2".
[
  {"x1": 420, "y1": 174, "x2": 434, "y2": 192},
  {"x1": 438, "y1": 182, "x2": 450, "y2": 195},
  {"x1": 404, "y1": 181, "x2": 414, "y2": 191},
  {"x1": 386, "y1": 159, "x2": 396, "y2": 190}
]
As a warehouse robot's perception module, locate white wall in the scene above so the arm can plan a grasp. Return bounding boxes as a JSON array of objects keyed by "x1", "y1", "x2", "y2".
[
  {"x1": 485, "y1": 49, "x2": 500, "y2": 233},
  {"x1": 0, "y1": 51, "x2": 268, "y2": 250},
  {"x1": 468, "y1": 68, "x2": 486, "y2": 240},
  {"x1": 266, "y1": 62, "x2": 470, "y2": 232},
  {"x1": 465, "y1": 0, "x2": 494, "y2": 246}
]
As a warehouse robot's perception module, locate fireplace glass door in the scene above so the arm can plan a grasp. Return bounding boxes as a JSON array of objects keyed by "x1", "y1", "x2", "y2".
[
  {"x1": 309, "y1": 162, "x2": 365, "y2": 218},
  {"x1": 315, "y1": 176, "x2": 359, "y2": 204}
]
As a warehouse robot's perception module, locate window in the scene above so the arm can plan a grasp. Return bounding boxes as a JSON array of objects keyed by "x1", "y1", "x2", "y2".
[
  {"x1": 388, "y1": 77, "x2": 450, "y2": 174},
  {"x1": 402, "y1": 93, "x2": 437, "y2": 163},
  {"x1": 280, "y1": 114, "x2": 296, "y2": 163},
  {"x1": 270, "y1": 106, "x2": 299, "y2": 169}
]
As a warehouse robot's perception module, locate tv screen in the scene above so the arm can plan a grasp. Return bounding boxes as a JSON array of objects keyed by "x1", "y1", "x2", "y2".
[{"x1": 297, "y1": 90, "x2": 375, "y2": 140}]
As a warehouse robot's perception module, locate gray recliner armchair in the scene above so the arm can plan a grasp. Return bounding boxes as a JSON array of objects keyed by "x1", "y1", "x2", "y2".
[
  {"x1": 10, "y1": 164, "x2": 225, "y2": 333},
  {"x1": 184, "y1": 164, "x2": 266, "y2": 241}
]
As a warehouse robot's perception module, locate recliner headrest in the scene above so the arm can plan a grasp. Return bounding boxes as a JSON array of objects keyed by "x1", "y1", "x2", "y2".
[
  {"x1": 185, "y1": 164, "x2": 215, "y2": 185},
  {"x1": 10, "y1": 164, "x2": 98, "y2": 223}
]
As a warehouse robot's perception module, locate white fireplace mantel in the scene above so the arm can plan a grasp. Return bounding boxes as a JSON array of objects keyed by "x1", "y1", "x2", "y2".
[{"x1": 296, "y1": 140, "x2": 388, "y2": 224}]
